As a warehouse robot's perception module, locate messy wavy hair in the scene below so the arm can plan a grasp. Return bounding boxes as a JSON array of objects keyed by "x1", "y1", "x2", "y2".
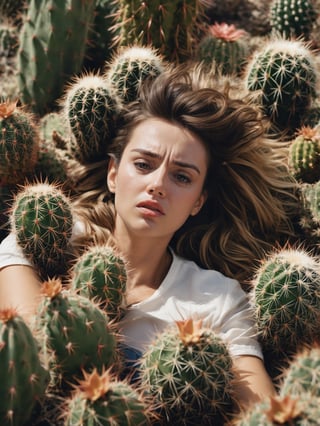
[{"x1": 70, "y1": 65, "x2": 298, "y2": 287}]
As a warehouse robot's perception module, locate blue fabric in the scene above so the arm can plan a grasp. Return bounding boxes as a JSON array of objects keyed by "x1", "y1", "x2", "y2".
[{"x1": 119, "y1": 344, "x2": 143, "y2": 383}]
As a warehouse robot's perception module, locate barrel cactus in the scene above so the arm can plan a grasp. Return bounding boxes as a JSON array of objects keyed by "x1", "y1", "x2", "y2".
[
  {"x1": 0, "y1": 308, "x2": 50, "y2": 426},
  {"x1": 139, "y1": 318, "x2": 236, "y2": 425}
]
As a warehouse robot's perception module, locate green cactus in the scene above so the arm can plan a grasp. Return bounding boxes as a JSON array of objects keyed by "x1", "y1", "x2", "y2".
[
  {"x1": 139, "y1": 319, "x2": 236, "y2": 425},
  {"x1": 298, "y1": 181, "x2": 320, "y2": 240},
  {"x1": 244, "y1": 38, "x2": 317, "y2": 133},
  {"x1": 0, "y1": 308, "x2": 50, "y2": 426},
  {"x1": 71, "y1": 245, "x2": 127, "y2": 321},
  {"x1": 280, "y1": 345, "x2": 320, "y2": 397},
  {"x1": 251, "y1": 248, "x2": 320, "y2": 358},
  {"x1": 10, "y1": 182, "x2": 74, "y2": 279},
  {"x1": 34, "y1": 278, "x2": 117, "y2": 386},
  {"x1": 111, "y1": 0, "x2": 206, "y2": 64},
  {"x1": 64, "y1": 368, "x2": 154, "y2": 426},
  {"x1": 61, "y1": 73, "x2": 119, "y2": 163},
  {"x1": 104, "y1": 45, "x2": 165, "y2": 105},
  {"x1": 0, "y1": 100, "x2": 39, "y2": 186},
  {"x1": 289, "y1": 126, "x2": 320, "y2": 183},
  {"x1": 197, "y1": 22, "x2": 248, "y2": 75},
  {"x1": 270, "y1": 0, "x2": 317, "y2": 40},
  {"x1": 17, "y1": 0, "x2": 97, "y2": 115}
]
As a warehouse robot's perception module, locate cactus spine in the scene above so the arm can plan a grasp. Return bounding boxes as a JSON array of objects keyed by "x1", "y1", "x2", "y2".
[
  {"x1": 71, "y1": 245, "x2": 127, "y2": 321},
  {"x1": 0, "y1": 308, "x2": 50, "y2": 426},
  {"x1": 244, "y1": 38, "x2": 317, "y2": 132},
  {"x1": 139, "y1": 319, "x2": 236, "y2": 425}
]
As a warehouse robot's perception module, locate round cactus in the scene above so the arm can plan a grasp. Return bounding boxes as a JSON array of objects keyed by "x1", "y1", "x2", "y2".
[
  {"x1": 197, "y1": 22, "x2": 248, "y2": 75},
  {"x1": 244, "y1": 38, "x2": 317, "y2": 133},
  {"x1": 34, "y1": 278, "x2": 117, "y2": 386},
  {"x1": 71, "y1": 245, "x2": 127, "y2": 321},
  {"x1": 289, "y1": 126, "x2": 320, "y2": 183},
  {"x1": 0, "y1": 308, "x2": 50, "y2": 426},
  {"x1": 10, "y1": 182, "x2": 74, "y2": 279},
  {"x1": 0, "y1": 100, "x2": 39, "y2": 186},
  {"x1": 139, "y1": 318, "x2": 236, "y2": 425},
  {"x1": 64, "y1": 368, "x2": 154, "y2": 425},
  {"x1": 270, "y1": 0, "x2": 317, "y2": 40},
  {"x1": 251, "y1": 248, "x2": 320, "y2": 357},
  {"x1": 104, "y1": 45, "x2": 165, "y2": 105},
  {"x1": 62, "y1": 73, "x2": 119, "y2": 163}
]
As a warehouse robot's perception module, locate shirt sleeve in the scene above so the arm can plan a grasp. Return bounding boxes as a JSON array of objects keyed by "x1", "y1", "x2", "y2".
[{"x1": 0, "y1": 233, "x2": 32, "y2": 270}]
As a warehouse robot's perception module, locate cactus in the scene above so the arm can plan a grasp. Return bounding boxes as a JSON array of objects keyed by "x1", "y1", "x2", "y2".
[
  {"x1": 197, "y1": 22, "x2": 248, "y2": 75},
  {"x1": 71, "y1": 245, "x2": 127, "y2": 321},
  {"x1": 139, "y1": 319, "x2": 236, "y2": 425},
  {"x1": 0, "y1": 100, "x2": 39, "y2": 186},
  {"x1": 298, "y1": 181, "x2": 320, "y2": 240},
  {"x1": 0, "y1": 22, "x2": 19, "y2": 58},
  {"x1": 251, "y1": 248, "x2": 320, "y2": 358},
  {"x1": 270, "y1": 0, "x2": 317, "y2": 40},
  {"x1": 244, "y1": 38, "x2": 317, "y2": 133},
  {"x1": 61, "y1": 73, "x2": 119, "y2": 163},
  {"x1": 288, "y1": 125, "x2": 320, "y2": 183},
  {"x1": 0, "y1": 308, "x2": 50, "y2": 426},
  {"x1": 63, "y1": 368, "x2": 154, "y2": 425},
  {"x1": 280, "y1": 345, "x2": 320, "y2": 397},
  {"x1": 34, "y1": 278, "x2": 117, "y2": 386},
  {"x1": 104, "y1": 45, "x2": 165, "y2": 105},
  {"x1": 17, "y1": 0, "x2": 97, "y2": 115},
  {"x1": 10, "y1": 182, "x2": 74, "y2": 279},
  {"x1": 111, "y1": 0, "x2": 206, "y2": 64}
]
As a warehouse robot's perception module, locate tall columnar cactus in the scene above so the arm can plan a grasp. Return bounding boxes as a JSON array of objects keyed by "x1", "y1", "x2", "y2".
[
  {"x1": 17, "y1": 0, "x2": 97, "y2": 115},
  {"x1": 10, "y1": 182, "x2": 74, "y2": 279},
  {"x1": 270, "y1": 0, "x2": 317, "y2": 40},
  {"x1": 111, "y1": 0, "x2": 206, "y2": 63},
  {"x1": 139, "y1": 319, "x2": 236, "y2": 425},
  {"x1": 0, "y1": 100, "x2": 39, "y2": 186},
  {"x1": 298, "y1": 181, "x2": 320, "y2": 239},
  {"x1": 197, "y1": 22, "x2": 248, "y2": 75},
  {"x1": 251, "y1": 248, "x2": 320, "y2": 358},
  {"x1": 0, "y1": 308, "x2": 50, "y2": 426},
  {"x1": 280, "y1": 345, "x2": 320, "y2": 397},
  {"x1": 71, "y1": 244, "x2": 127, "y2": 321},
  {"x1": 104, "y1": 45, "x2": 165, "y2": 105},
  {"x1": 288, "y1": 125, "x2": 320, "y2": 183},
  {"x1": 62, "y1": 73, "x2": 119, "y2": 163},
  {"x1": 34, "y1": 278, "x2": 117, "y2": 386},
  {"x1": 244, "y1": 38, "x2": 317, "y2": 133},
  {"x1": 64, "y1": 368, "x2": 155, "y2": 425}
]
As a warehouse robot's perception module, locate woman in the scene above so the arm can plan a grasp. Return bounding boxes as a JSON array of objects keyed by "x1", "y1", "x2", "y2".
[{"x1": 0, "y1": 67, "x2": 297, "y2": 410}]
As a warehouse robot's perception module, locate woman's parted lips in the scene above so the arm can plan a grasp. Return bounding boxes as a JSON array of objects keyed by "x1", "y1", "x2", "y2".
[{"x1": 136, "y1": 200, "x2": 165, "y2": 215}]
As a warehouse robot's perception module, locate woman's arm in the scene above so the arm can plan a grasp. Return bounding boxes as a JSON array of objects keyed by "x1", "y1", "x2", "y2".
[
  {"x1": 233, "y1": 355, "x2": 276, "y2": 410},
  {"x1": 0, "y1": 265, "x2": 42, "y2": 325}
]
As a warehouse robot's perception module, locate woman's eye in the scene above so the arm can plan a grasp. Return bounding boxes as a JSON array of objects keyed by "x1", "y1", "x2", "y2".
[
  {"x1": 134, "y1": 161, "x2": 151, "y2": 171},
  {"x1": 175, "y1": 173, "x2": 191, "y2": 184}
]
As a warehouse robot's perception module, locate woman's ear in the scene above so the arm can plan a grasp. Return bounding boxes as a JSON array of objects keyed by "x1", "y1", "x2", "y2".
[
  {"x1": 107, "y1": 156, "x2": 118, "y2": 194},
  {"x1": 190, "y1": 191, "x2": 207, "y2": 216}
]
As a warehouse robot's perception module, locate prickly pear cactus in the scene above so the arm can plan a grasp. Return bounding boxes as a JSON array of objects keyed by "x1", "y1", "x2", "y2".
[
  {"x1": 34, "y1": 278, "x2": 117, "y2": 386},
  {"x1": 17, "y1": 0, "x2": 97, "y2": 115},
  {"x1": 64, "y1": 368, "x2": 154, "y2": 425},
  {"x1": 71, "y1": 244, "x2": 127, "y2": 321},
  {"x1": 62, "y1": 74, "x2": 119, "y2": 163},
  {"x1": 0, "y1": 308, "x2": 50, "y2": 426},
  {"x1": 251, "y1": 248, "x2": 320, "y2": 357},
  {"x1": 0, "y1": 100, "x2": 39, "y2": 186},
  {"x1": 289, "y1": 125, "x2": 320, "y2": 183},
  {"x1": 139, "y1": 319, "x2": 236, "y2": 425},
  {"x1": 104, "y1": 45, "x2": 165, "y2": 105},
  {"x1": 197, "y1": 22, "x2": 248, "y2": 75},
  {"x1": 270, "y1": 0, "x2": 317, "y2": 40},
  {"x1": 245, "y1": 38, "x2": 317, "y2": 133},
  {"x1": 10, "y1": 182, "x2": 74, "y2": 279}
]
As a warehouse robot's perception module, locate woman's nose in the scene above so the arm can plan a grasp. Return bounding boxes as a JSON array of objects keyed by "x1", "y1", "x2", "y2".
[{"x1": 147, "y1": 170, "x2": 166, "y2": 197}]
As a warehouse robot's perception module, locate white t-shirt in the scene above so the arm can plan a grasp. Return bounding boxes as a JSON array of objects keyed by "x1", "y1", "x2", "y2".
[{"x1": 0, "y1": 232, "x2": 262, "y2": 359}]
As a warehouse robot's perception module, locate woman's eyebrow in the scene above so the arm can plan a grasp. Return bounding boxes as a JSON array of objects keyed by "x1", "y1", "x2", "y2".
[{"x1": 131, "y1": 148, "x2": 201, "y2": 174}]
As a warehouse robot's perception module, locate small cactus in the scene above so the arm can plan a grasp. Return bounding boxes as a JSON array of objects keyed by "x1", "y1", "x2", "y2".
[
  {"x1": 10, "y1": 182, "x2": 74, "y2": 279},
  {"x1": 0, "y1": 308, "x2": 50, "y2": 426},
  {"x1": 70, "y1": 244, "x2": 127, "y2": 321},
  {"x1": 139, "y1": 318, "x2": 236, "y2": 425}
]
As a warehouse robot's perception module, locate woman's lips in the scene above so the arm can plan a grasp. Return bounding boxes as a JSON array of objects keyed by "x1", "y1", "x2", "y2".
[{"x1": 137, "y1": 200, "x2": 165, "y2": 216}]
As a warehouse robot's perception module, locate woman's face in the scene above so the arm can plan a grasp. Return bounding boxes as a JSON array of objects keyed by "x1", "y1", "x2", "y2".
[{"x1": 107, "y1": 118, "x2": 208, "y2": 242}]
